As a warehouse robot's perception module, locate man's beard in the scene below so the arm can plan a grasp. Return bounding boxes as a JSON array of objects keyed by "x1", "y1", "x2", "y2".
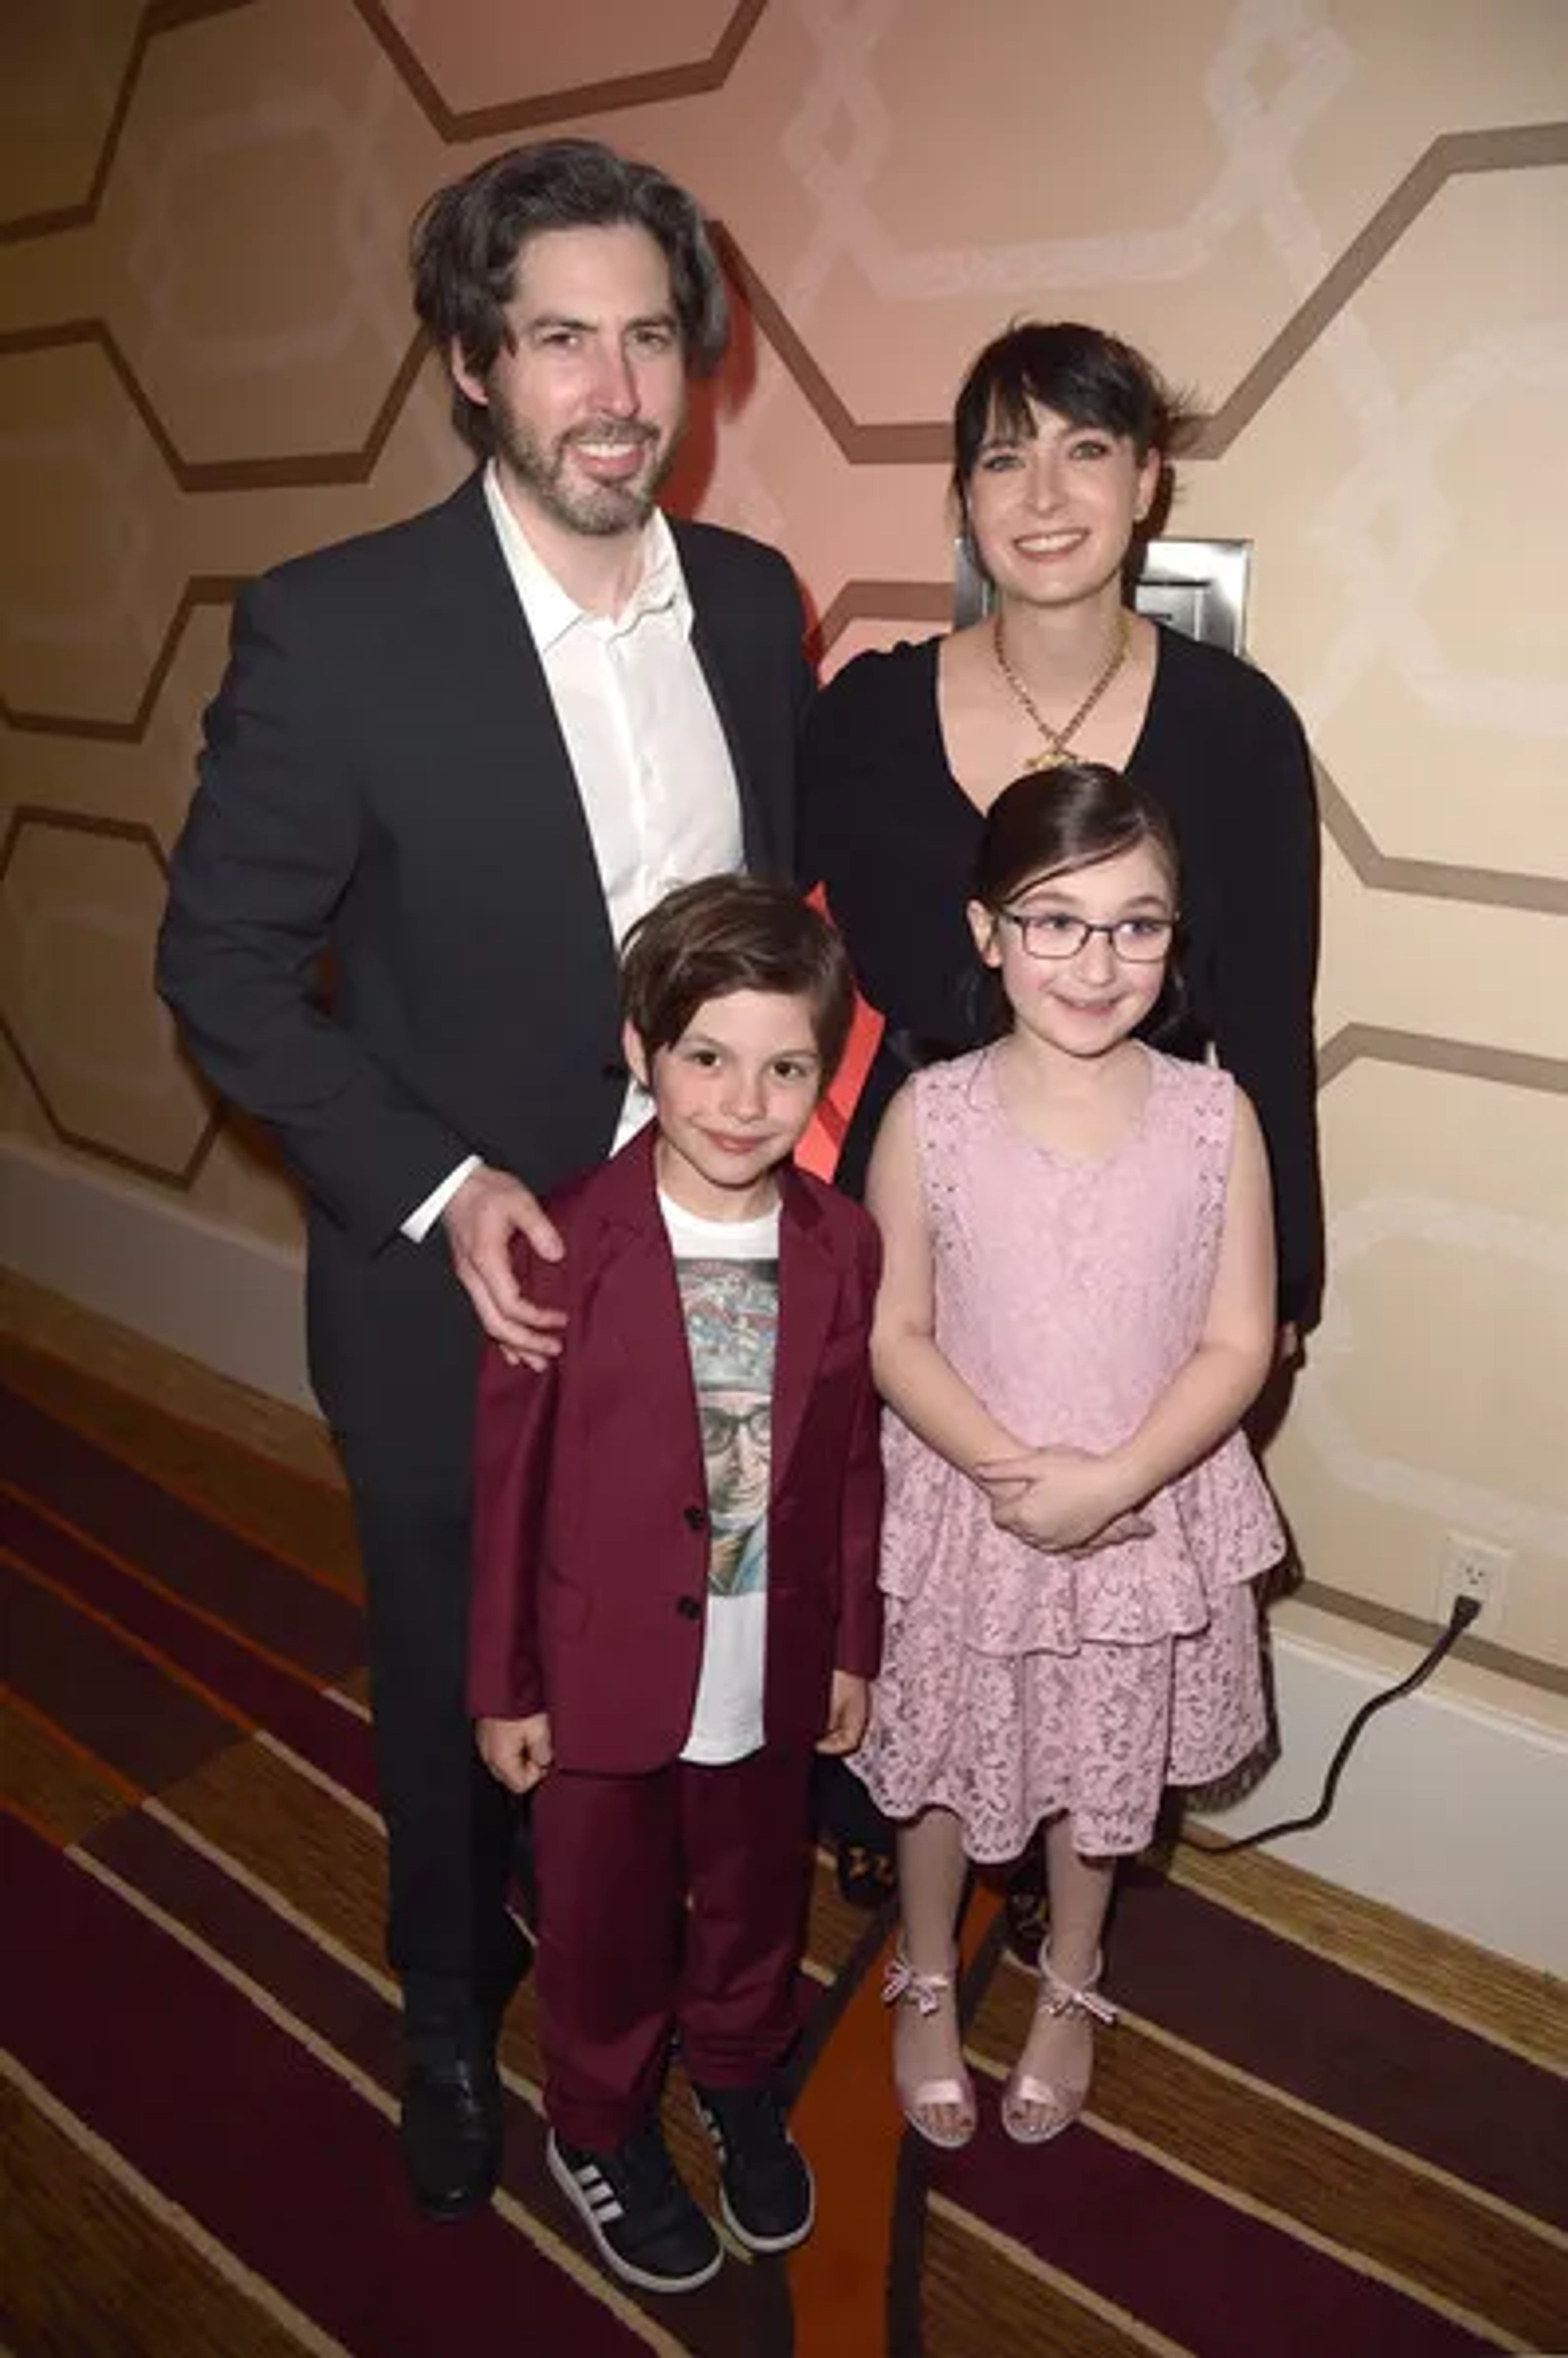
[{"x1": 489, "y1": 397, "x2": 679, "y2": 538}]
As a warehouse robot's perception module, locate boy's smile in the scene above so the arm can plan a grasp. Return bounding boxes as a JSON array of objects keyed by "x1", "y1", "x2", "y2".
[{"x1": 626, "y1": 988, "x2": 825, "y2": 1222}]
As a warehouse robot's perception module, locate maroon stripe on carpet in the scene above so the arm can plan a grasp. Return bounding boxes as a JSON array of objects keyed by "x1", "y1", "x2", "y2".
[
  {"x1": 69, "y1": 1808, "x2": 794, "y2": 2356},
  {"x1": 0, "y1": 1812, "x2": 657, "y2": 2357},
  {"x1": 932, "y1": 2110, "x2": 1505, "y2": 2358},
  {"x1": 87, "y1": 1807, "x2": 403, "y2": 2074},
  {"x1": 1, "y1": 1556, "x2": 242, "y2": 1790},
  {"x1": 2, "y1": 1389, "x2": 361, "y2": 1675},
  {"x1": 6, "y1": 1495, "x2": 376, "y2": 1804},
  {"x1": 1109, "y1": 1864, "x2": 1566, "y2": 2224}
]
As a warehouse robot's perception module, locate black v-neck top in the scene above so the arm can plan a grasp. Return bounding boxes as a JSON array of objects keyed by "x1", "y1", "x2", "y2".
[{"x1": 800, "y1": 624, "x2": 1324, "y2": 1326}]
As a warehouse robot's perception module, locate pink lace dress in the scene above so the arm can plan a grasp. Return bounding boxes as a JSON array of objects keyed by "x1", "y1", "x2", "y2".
[{"x1": 853, "y1": 1046, "x2": 1281, "y2": 1858}]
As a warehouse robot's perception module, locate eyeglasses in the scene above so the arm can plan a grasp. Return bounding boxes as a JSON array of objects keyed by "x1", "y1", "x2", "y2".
[
  {"x1": 996, "y1": 908, "x2": 1175, "y2": 963},
  {"x1": 698, "y1": 1400, "x2": 773, "y2": 1455}
]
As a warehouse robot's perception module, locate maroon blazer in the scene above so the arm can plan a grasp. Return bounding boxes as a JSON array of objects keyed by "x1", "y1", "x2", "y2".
[{"x1": 468, "y1": 1126, "x2": 884, "y2": 1776}]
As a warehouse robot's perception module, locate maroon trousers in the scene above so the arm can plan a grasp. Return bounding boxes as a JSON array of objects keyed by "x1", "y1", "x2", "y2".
[{"x1": 531, "y1": 1744, "x2": 814, "y2": 2151}]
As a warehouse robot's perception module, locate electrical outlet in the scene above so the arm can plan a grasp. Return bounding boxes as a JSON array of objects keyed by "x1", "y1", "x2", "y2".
[{"x1": 1436, "y1": 1532, "x2": 1512, "y2": 1635}]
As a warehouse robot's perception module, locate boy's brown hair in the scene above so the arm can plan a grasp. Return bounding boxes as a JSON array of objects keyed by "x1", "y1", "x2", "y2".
[{"x1": 621, "y1": 876, "x2": 856, "y2": 1085}]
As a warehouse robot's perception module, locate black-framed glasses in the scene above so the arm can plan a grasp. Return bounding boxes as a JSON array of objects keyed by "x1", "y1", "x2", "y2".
[
  {"x1": 996, "y1": 908, "x2": 1175, "y2": 963},
  {"x1": 698, "y1": 1399, "x2": 773, "y2": 1455}
]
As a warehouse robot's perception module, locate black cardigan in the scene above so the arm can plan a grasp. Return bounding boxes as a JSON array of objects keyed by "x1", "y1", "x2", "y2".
[{"x1": 801, "y1": 624, "x2": 1324, "y2": 1327}]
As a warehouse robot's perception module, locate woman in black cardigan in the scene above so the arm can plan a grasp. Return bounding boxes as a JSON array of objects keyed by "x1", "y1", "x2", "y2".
[{"x1": 803, "y1": 320, "x2": 1321, "y2": 1918}]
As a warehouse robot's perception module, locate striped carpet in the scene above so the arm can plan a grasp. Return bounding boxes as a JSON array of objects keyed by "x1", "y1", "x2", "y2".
[{"x1": 2, "y1": 1314, "x2": 1566, "y2": 2357}]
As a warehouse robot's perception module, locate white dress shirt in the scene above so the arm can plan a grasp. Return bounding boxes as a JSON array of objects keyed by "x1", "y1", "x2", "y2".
[{"x1": 403, "y1": 467, "x2": 744, "y2": 1239}]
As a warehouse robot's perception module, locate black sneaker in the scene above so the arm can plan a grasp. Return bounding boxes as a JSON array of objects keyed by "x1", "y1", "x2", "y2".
[
  {"x1": 692, "y1": 2082, "x2": 814, "y2": 2254},
  {"x1": 547, "y1": 2124, "x2": 723, "y2": 2294}
]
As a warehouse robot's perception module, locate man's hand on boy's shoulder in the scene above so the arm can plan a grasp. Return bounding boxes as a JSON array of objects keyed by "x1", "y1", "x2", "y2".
[
  {"x1": 816, "y1": 1671, "x2": 869, "y2": 1758},
  {"x1": 476, "y1": 1710, "x2": 554, "y2": 1794},
  {"x1": 443, "y1": 1162, "x2": 568, "y2": 1367}
]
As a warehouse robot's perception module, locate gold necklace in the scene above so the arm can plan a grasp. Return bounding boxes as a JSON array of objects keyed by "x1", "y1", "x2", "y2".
[{"x1": 992, "y1": 609, "x2": 1130, "y2": 770}]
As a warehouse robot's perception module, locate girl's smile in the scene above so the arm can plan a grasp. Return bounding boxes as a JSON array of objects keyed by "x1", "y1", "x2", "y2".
[{"x1": 969, "y1": 838, "x2": 1176, "y2": 1064}]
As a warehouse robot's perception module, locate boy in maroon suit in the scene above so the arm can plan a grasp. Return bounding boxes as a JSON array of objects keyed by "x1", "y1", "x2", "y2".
[{"x1": 468, "y1": 876, "x2": 882, "y2": 2294}]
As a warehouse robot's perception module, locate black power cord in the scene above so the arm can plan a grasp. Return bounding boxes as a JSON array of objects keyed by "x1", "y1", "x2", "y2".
[{"x1": 1200, "y1": 1593, "x2": 1484, "y2": 1855}]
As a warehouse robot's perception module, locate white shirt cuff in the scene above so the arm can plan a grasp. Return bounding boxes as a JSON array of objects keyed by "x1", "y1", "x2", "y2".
[{"x1": 402, "y1": 1154, "x2": 481, "y2": 1243}]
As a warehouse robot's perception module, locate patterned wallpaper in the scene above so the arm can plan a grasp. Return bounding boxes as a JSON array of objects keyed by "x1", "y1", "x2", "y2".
[{"x1": 2, "y1": 0, "x2": 1565, "y2": 1694}]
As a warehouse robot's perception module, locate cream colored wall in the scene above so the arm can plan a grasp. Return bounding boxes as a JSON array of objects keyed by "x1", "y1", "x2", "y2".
[{"x1": 2, "y1": 2, "x2": 1565, "y2": 1725}]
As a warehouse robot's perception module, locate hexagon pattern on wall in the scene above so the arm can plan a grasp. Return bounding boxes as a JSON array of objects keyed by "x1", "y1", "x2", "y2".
[
  {"x1": 0, "y1": 809, "x2": 217, "y2": 1183},
  {"x1": 2, "y1": 0, "x2": 1565, "y2": 1664}
]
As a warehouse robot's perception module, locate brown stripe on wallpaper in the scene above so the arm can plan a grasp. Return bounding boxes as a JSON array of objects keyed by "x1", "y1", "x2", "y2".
[{"x1": 345, "y1": 0, "x2": 772, "y2": 142}]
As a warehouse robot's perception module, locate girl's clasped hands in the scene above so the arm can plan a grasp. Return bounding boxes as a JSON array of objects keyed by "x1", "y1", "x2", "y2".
[{"x1": 975, "y1": 1444, "x2": 1152, "y2": 1553}]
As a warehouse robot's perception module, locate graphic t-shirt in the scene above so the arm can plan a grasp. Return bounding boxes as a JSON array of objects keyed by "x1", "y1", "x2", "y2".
[{"x1": 661, "y1": 1191, "x2": 780, "y2": 1764}]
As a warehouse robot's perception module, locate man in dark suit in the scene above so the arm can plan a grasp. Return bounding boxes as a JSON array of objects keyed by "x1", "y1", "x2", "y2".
[{"x1": 157, "y1": 138, "x2": 812, "y2": 2220}]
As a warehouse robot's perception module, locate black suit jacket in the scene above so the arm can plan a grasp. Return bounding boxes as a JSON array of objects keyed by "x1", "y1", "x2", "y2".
[{"x1": 158, "y1": 473, "x2": 812, "y2": 1460}]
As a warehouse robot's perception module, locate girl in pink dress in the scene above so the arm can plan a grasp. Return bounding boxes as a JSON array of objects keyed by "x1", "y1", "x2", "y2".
[{"x1": 857, "y1": 763, "x2": 1283, "y2": 2149}]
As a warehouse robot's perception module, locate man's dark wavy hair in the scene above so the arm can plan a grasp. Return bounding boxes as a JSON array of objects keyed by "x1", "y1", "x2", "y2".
[{"x1": 411, "y1": 138, "x2": 729, "y2": 458}]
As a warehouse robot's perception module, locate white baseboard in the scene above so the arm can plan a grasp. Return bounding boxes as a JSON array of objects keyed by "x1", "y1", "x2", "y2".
[
  {"x1": 1, "y1": 1135, "x2": 314, "y2": 1412},
  {"x1": 1193, "y1": 1627, "x2": 1568, "y2": 1974},
  {"x1": 6, "y1": 1137, "x2": 1564, "y2": 1974}
]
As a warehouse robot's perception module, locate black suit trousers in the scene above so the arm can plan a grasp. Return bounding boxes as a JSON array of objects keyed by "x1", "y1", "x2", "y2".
[{"x1": 310, "y1": 1215, "x2": 519, "y2": 1998}]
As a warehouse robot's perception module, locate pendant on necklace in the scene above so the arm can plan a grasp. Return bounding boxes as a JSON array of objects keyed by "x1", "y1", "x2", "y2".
[{"x1": 993, "y1": 609, "x2": 1131, "y2": 776}]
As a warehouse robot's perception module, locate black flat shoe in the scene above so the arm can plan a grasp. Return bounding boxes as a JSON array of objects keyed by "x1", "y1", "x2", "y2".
[
  {"x1": 835, "y1": 1839, "x2": 897, "y2": 1910},
  {"x1": 1003, "y1": 1854, "x2": 1049, "y2": 1966},
  {"x1": 402, "y1": 2051, "x2": 503, "y2": 2220}
]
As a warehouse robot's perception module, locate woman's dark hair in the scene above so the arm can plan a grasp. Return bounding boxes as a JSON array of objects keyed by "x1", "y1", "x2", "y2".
[
  {"x1": 951, "y1": 319, "x2": 1196, "y2": 501},
  {"x1": 411, "y1": 138, "x2": 729, "y2": 458},
  {"x1": 971, "y1": 764, "x2": 1187, "y2": 1041},
  {"x1": 621, "y1": 876, "x2": 857, "y2": 1085}
]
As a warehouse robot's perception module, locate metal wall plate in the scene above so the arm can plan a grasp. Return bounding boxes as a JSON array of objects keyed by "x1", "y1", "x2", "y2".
[{"x1": 1132, "y1": 537, "x2": 1250, "y2": 653}]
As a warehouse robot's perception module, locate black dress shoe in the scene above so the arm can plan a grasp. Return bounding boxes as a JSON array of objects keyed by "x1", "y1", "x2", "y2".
[
  {"x1": 399, "y1": 1913, "x2": 530, "y2": 2218},
  {"x1": 402, "y1": 2049, "x2": 503, "y2": 2220}
]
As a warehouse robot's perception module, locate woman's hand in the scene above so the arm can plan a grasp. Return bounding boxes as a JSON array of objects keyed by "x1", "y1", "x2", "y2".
[
  {"x1": 973, "y1": 1446, "x2": 1138, "y2": 1553},
  {"x1": 816, "y1": 1671, "x2": 870, "y2": 1756},
  {"x1": 476, "y1": 1712, "x2": 553, "y2": 1794}
]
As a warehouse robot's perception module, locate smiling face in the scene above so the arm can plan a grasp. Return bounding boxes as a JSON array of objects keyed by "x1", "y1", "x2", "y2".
[
  {"x1": 626, "y1": 988, "x2": 826, "y2": 1221},
  {"x1": 969, "y1": 836, "x2": 1176, "y2": 1061},
  {"x1": 452, "y1": 221, "x2": 688, "y2": 543},
  {"x1": 964, "y1": 401, "x2": 1160, "y2": 612}
]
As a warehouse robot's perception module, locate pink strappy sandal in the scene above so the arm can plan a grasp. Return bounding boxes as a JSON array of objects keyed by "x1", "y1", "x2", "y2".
[
  {"x1": 883, "y1": 1950, "x2": 978, "y2": 2151},
  {"x1": 1000, "y1": 1951, "x2": 1116, "y2": 2146}
]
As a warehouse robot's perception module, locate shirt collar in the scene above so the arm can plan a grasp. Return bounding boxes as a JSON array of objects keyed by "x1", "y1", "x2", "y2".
[{"x1": 482, "y1": 462, "x2": 689, "y2": 653}]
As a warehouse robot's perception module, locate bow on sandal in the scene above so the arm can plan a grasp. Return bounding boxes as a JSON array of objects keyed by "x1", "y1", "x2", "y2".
[
  {"x1": 883, "y1": 1951, "x2": 978, "y2": 2151},
  {"x1": 1001, "y1": 1952, "x2": 1116, "y2": 2146}
]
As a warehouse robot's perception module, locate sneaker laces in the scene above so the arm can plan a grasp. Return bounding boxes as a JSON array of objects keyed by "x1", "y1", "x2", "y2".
[{"x1": 578, "y1": 2122, "x2": 685, "y2": 2221}]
